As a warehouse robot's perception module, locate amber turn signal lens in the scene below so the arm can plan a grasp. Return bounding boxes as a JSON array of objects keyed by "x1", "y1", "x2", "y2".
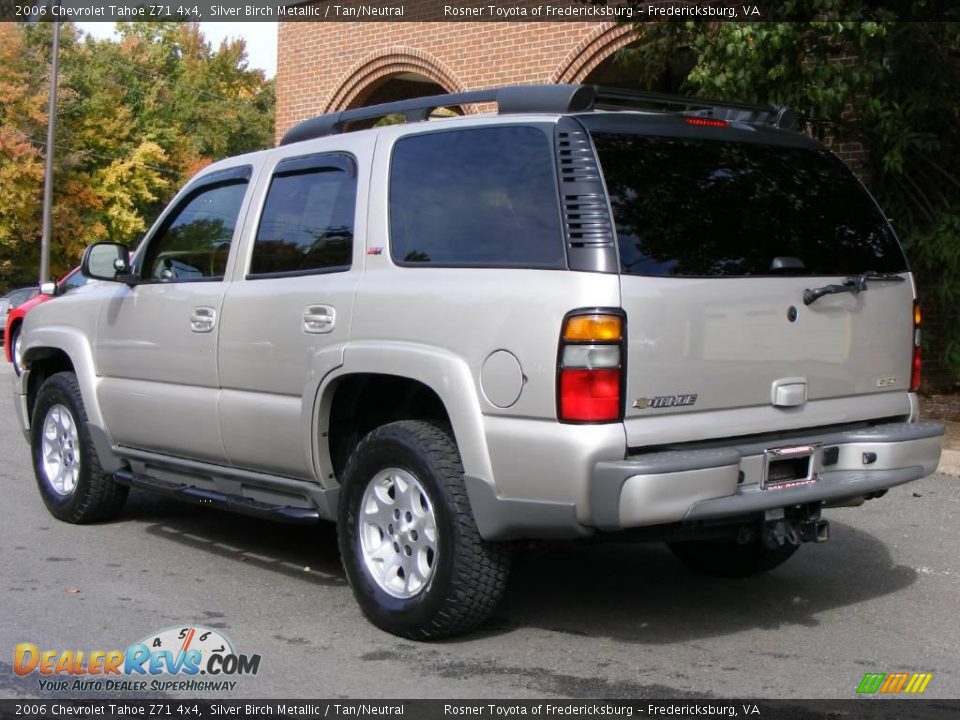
[
  {"x1": 563, "y1": 314, "x2": 622, "y2": 342},
  {"x1": 914, "y1": 301, "x2": 922, "y2": 328}
]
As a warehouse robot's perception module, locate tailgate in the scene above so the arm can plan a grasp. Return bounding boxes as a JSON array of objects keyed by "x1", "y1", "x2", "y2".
[
  {"x1": 582, "y1": 116, "x2": 916, "y2": 445},
  {"x1": 620, "y1": 274, "x2": 914, "y2": 422}
]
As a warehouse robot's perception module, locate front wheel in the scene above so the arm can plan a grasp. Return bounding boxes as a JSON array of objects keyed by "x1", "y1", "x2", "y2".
[
  {"x1": 667, "y1": 538, "x2": 799, "y2": 578},
  {"x1": 11, "y1": 324, "x2": 24, "y2": 376},
  {"x1": 338, "y1": 420, "x2": 511, "y2": 639},
  {"x1": 31, "y1": 371, "x2": 128, "y2": 523}
]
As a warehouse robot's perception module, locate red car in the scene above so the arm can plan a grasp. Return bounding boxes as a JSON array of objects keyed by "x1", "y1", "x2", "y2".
[{"x1": 5, "y1": 268, "x2": 89, "y2": 375}]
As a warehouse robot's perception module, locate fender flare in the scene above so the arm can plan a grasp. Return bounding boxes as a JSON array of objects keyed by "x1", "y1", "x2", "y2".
[
  {"x1": 310, "y1": 341, "x2": 495, "y2": 491},
  {"x1": 22, "y1": 324, "x2": 105, "y2": 430},
  {"x1": 20, "y1": 325, "x2": 124, "y2": 474}
]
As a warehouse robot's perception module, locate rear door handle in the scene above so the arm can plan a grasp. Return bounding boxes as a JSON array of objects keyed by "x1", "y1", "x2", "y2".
[
  {"x1": 771, "y1": 377, "x2": 807, "y2": 407},
  {"x1": 190, "y1": 306, "x2": 217, "y2": 333},
  {"x1": 303, "y1": 305, "x2": 335, "y2": 334}
]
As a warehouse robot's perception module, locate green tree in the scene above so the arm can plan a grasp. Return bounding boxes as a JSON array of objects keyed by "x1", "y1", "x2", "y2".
[
  {"x1": 629, "y1": 10, "x2": 960, "y2": 384},
  {"x1": 0, "y1": 21, "x2": 274, "y2": 289},
  {"x1": 0, "y1": 23, "x2": 48, "y2": 281}
]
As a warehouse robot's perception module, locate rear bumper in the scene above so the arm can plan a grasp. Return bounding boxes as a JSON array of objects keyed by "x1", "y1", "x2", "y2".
[{"x1": 590, "y1": 420, "x2": 944, "y2": 531}]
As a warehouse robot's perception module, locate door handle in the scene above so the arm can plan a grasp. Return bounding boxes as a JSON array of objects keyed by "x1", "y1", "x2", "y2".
[
  {"x1": 771, "y1": 377, "x2": 807, "y2": 407},
  {"x1": 190, "y1": 306, "x2": 217, "y2": 333},
  {"x1": 303, "y1": 305, "x2": 335, "y2": 334}
]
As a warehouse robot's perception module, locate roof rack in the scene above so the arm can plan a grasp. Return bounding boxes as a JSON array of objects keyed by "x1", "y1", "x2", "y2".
[
  {"x1": 279, "y1": 83, "x2": 795, "y2": 146},
  {"x1": 280, "y1": 85, "x2": 594, "y2": 145}
]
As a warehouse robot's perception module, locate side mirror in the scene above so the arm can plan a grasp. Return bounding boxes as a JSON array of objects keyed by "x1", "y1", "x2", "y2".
[
  {"x1": 81, "y1": 242, "x2": 134, "y2": 285},
  {"x1": 39, "y1": 281, "x2": 56, "y2": 296}
]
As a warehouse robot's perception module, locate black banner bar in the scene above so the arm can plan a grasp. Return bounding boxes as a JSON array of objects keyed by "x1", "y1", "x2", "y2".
[
  {"x1": 2, "y1": 0, "x2": 959, "y2": 23},
  {"x1": 2, "y1": 700, "x2": 960, "y2": 720}
]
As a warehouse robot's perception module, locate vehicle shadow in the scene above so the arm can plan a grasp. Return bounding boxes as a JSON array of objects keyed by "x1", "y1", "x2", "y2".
[
  {"x1": 120, "y1": 491, "x2": 917, "y2": 644},
  {"x1": 123, "y1": 490, "x2": 346, "y2": 587},
  {"x1": 489, "y1": 520, "x2": 918, "y2": 645}
]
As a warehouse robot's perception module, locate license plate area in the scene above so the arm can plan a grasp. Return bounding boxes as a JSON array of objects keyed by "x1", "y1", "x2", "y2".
[{"x1": 762, "y1": 444, "x2": 822, "y2": 490}]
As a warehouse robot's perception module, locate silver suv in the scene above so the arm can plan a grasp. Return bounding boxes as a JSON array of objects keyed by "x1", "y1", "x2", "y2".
[{"x1": 14, "y1": 85, "x2": 944, "y2": 639}]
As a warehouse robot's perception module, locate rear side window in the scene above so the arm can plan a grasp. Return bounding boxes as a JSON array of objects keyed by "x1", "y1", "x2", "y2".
[
  {"x1": 250, "y1": 155, "x2": 356, "y2": 277},
  {"x1": 591, "y1": 133, "x2": 907, "y2": 277},
  {"x1": 389, "y1": 126, "x2": 565, "y2": 268}
]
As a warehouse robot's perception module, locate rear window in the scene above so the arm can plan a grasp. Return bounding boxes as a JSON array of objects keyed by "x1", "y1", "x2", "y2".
[
  {"x1": 389, "y1": 126, "x2": 565, "y2": 268},
  {"x1": 591, "y1": 133, "x2": 907, "y2": 277}
]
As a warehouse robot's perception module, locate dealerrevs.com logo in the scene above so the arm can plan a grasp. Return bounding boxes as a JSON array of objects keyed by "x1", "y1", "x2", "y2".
[{"x1": 14, "y1": 625, "x2": 261, "y2": 693}]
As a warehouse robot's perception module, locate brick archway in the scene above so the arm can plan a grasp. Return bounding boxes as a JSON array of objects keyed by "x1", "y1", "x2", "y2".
[
  {"x1": 551, "y1": 23, "x2": 640, "y2": 84},
  {"x1": 324, "y1": 47, "x2": 467, "y2": 113}
]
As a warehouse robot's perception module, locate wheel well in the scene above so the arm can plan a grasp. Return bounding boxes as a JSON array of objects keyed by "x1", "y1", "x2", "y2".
[
  {"x1": 26, "y1": 349, "x2": 75, "y2": 420},
  {"x1": 327, "y1": 374, "x2": 450, "y2": 480}
]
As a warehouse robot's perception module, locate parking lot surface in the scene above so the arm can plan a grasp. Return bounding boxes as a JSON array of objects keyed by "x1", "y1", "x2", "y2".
[{"x1": 1, "y1": 363, "x2": 958, "y2": 699}]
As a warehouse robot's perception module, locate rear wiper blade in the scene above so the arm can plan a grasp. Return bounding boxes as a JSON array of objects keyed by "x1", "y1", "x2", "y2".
[{"x1": 803, "y1": 272, "x2": 905, "y2": 306}]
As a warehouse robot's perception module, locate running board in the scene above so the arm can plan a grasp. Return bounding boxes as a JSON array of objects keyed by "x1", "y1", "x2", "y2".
[{"x1": 113, "y1": 470, "x2": 321, "y2": 525}]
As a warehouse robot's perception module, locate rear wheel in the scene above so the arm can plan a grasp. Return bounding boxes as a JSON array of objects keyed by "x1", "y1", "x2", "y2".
[
  {"x1": 668, "y1": 538, "x2": 799, "y2": 578},
  {"x1": 338, "y1": 420, "x2": 510, "y2": 639},
  {"x1": 31, "y1": 372, "x2": 128, "y2": 523}
]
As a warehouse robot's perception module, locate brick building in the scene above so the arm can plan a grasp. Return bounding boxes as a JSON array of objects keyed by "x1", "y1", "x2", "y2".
[
  {"x1": 275, "y1": 21, "x2": 641, "y2": 142},
  {"x1": 274, "y1": 20, "x2": 864, "y2": 174}
]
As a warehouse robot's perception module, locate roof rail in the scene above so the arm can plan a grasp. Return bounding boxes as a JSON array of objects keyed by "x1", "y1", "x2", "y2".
[
  {"x1": 279, "y1": 83, "x2": 795, "y2": 146},
  {"x1": 279, "y1": 84, "x2": 594, "y2": 145}
]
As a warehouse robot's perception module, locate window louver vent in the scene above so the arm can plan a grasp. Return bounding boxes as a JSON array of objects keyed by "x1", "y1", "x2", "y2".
[
  {"x1": 557, "y1": 130, "x2": 601, "y2": 184},
  {"x1": 555, "y1": 122, "x2": 616, "y2": 266}
]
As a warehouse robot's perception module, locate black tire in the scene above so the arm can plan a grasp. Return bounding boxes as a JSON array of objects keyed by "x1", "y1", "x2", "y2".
[
  {"x1": 31, "y1": 371, "x2": 128, "y2": 523},
  {"x1": 338, "y1": 420, "x2": 511, "y2": 639},
  {"x1": 11, "y1": 324, "x2": 23, "y2": 376},
  {"x1": 668, "y1": 538, "x2": 799, "y2": 578}
]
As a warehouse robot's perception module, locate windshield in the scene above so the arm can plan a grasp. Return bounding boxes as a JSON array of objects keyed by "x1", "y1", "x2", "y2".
[{"x1": 590, "y1": 132, "x2": 908, "y2": 277}]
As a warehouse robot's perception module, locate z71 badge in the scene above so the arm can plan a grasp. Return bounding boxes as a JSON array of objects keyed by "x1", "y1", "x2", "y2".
[{"x1": 633, "y1": 394, "x2": 698, "y2": 409}]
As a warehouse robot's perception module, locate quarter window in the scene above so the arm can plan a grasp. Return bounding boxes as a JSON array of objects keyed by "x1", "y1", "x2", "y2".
[
  {"x1": 250, "y1": 157, "x2": 356, "y2": 276},
  {"x1": 389, "y1": 126, "x2": 565, "y2": 268}
]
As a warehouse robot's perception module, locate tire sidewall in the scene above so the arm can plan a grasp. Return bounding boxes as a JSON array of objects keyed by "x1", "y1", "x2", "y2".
[
  {"x1": 12, "y1": 325, "x2": 23, "y2": 376},
  {"x1": 338, "y1": 429, "x2": 459, "y2": 635},
  {"x1": 31, "y1": 375, "x2": 91, "y2": 520}
]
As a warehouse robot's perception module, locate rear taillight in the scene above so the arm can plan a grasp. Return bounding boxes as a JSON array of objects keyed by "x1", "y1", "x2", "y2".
[
  {"x1": 911, "y1": 300, "x2": 922, "y2": 392},
  {"x1": 558, "y1": 311, "x2": 625, "y2": 423}
]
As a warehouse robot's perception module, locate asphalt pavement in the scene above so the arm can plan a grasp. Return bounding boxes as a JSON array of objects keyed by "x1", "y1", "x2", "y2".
[{"x1": 1, "y1": 362, "x2": 958, "y2": 700}]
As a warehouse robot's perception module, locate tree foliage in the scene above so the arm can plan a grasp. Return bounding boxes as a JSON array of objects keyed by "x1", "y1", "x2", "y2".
[
  {"x1": 629, "y1": 9, "x2": 960, "y2": 384},
  {"x1": 0, "y1": 21, "x2": 274, "y2": 288}
]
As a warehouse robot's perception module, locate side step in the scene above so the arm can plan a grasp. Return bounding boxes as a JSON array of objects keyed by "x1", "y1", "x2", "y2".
[{"x1": 113, "y1": 470, "x2": 321, "y2": 525}]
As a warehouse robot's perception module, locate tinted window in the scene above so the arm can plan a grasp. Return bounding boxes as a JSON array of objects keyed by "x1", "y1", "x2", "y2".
[
  {"x1": 591, "y1": 133, "x2": 907, "y2": 277},
  {"x1": 389, "y1": 126, "x2": 565, "y2": 268},
  {"x1": 59, "y1": 271, "x2": 89, "y2": 294},
  {"x1": 142, "y1": 180, "x2": 248, "y2": 281},
  {"x1": 251, "y1": 163, "x2": 355, "y2": 276}
]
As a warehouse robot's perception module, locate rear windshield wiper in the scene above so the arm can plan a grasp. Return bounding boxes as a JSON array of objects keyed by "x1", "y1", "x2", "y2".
[{"x1": 803, "y1": 272, "x2": 905, "y2": 306}]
